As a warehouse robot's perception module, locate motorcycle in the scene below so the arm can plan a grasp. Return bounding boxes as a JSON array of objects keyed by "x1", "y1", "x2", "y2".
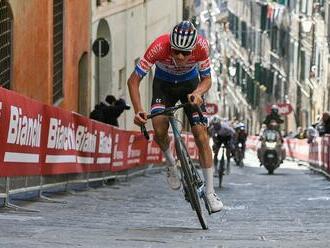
[{"x1": 258, "y1": 122, "x2": 284, "y2": 174}]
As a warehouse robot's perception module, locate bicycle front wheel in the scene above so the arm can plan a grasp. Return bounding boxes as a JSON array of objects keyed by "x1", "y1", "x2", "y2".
[{"x1": 175, "y1": 138, "x2": 208, "y2": 230}]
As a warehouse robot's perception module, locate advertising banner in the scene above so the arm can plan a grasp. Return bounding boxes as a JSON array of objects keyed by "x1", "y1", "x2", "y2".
[
  {"x1": 41, "y1": 106, "x2": 79, "y2": 175},
  {"x1": 0, "y1": 88, "x2": 43, "y2": 176},
  {"x1": 111, "y1": 128, "x2": 130, "y2": 172},
  {"x1": 144, "y1": 132, "x2": 162, "y2": 164},
  {"x1": 0, "y1": 87, "x2": 202, "y2": 177},
  {"x1": 90, "y1": 120, "x2": 113, "y2": 173}
]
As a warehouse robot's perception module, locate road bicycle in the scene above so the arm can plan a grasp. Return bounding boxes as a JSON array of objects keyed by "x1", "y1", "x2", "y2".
[
  {"x1": 141, "y1": 101, "x2": 211, "y2": 230},
  {"x1": 216, "y1": 144, "x2": 226, "y2": 188},
  {"x1": 213, "y1": 141, "x2": 232, "y2": 188}
]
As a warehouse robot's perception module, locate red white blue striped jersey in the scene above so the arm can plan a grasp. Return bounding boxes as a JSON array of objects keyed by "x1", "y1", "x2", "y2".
[{"x1": 135, "y1": 34, "x2": 211, "y2": 82}]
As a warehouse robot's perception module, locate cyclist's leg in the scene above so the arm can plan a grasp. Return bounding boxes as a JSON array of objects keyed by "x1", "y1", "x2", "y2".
[
  {"x1": 152, "y1": 115, "x2": 173, "y2": 162},
  {"x1": 150, "y1": 77, "x2": 179, "y2": 166},
  {"x1": 224, "y1": 137, "x2": 232, "y2": 173},
  {"x1": 178, "y1": 78, "x2": 212, "y2": 172},
  {"x1": 212, "y1": 139, "x2": 220, "y2": 167},
  {"x1": 223, "y1": 137, "x2": 231, "y2": 162},
  {"x1": 179, "y1": 78, "x2": 223, "y2": 212},
  {"x1": 151, "y1": 78, "x2": 181, "y2": 190}
]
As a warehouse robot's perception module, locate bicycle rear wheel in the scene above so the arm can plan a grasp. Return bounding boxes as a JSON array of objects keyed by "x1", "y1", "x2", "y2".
[
  {"x1": 175, "y1": 138, "x2": 208, "y2": 230},
  {"x1": 218, "y1": 152, "x2": 225, "y2": 188}
]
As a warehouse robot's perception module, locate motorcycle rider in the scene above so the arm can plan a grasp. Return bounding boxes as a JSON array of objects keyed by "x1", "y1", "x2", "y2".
[
  {"x1": 259, "y1": 105, "x2": 286, "y2": 164},
  {"x1": 263, "y1": 105, "x2": 284, "y2": 132}
]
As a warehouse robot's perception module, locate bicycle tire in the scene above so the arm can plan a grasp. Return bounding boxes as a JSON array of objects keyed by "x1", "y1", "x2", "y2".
[
  {"x1": 238, "y1": 149, "x2": 244, "y2": 167},
  {"x1": 219, "y1": 152, "x2": 225, "y2": 188},
  {"x1": 226, "y1": 152, "x2": 231, "y2": 175},
  {"x1": 175, "y1": 138, "x2": 208, "y2": 230}
]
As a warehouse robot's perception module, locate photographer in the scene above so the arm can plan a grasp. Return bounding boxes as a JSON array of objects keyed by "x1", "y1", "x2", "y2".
[{"x1": 90, "y1": 95, "x2": 130, "y2": 127}]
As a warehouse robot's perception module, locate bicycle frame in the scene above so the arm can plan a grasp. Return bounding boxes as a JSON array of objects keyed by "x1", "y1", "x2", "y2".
[{"x1": 141, "y1": 102, "x2": 210, "y2": 229}]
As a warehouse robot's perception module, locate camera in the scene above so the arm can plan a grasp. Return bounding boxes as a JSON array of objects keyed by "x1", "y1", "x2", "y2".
[{"x1": 116, "y1": 98, "x2": 131, "y2": 110}]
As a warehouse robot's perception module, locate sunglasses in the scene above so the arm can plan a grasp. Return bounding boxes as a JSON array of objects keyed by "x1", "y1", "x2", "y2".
[{"x1": 172, "y1": 49, "x2": 192, "y2": 56}]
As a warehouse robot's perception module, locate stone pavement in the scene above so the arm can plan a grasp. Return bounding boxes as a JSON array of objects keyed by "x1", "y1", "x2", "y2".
[{"x1": 1, "y1": 151, "x2": 330, "y2": 247}]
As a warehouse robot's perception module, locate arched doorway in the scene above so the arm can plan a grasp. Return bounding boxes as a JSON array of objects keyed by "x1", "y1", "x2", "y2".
[
  {"x1": 78, "y1": 52, "x2": 89, "y2": 116},
  {"x1": 95, "y1": 19, "x2": 112, "y2": 104},
  {"x1": 0, "y1": 0, "x2": 13, "y2": 89}
]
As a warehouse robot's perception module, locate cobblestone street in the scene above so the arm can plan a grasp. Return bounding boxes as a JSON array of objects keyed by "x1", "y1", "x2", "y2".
[{"x1": 1, "y1": 151, "x2": 330, "y2": 247}]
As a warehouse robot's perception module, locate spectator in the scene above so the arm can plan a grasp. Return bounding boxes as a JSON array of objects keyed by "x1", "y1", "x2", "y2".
[
  {"x1": 285, "y1": 131, "x2": 295, "y2": 139},
  {"x1": 307, "y1": 126, "x2": 319, "y2": 144},
  {"x1": 316, "y1": 112, "x2": 330, "y2": 136},
  {"x1": 294, "y1": 126, "x2": 307, "y2": 139},
  {"x1": 89, "y1": 95, "x2": 130, "y2": 127}
]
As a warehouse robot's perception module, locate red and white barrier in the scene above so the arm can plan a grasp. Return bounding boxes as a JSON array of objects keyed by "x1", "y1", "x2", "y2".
[{"x1": 0, "y1": 87, "x2": 199, "y2": 177}]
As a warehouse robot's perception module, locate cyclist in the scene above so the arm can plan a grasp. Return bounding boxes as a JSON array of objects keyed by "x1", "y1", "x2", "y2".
[
  {"x1": 234, "y1": 122, "x2": 248, "y2": 157},
  {"x1": 127, "y1": 20, "x2": 223, "y2": 213},
  {"x1": 208, "y1": 116, "x2": 235, "y2": 171}
]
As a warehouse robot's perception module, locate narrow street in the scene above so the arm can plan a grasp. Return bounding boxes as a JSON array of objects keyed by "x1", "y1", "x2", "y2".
[{"x1": 1, "y1": 151, "x2": 330, "y2": 248}]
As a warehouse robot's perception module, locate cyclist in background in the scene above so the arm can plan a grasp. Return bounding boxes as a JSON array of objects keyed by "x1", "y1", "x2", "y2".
[
  {"x1": 234, "y1": 122, "x2": 248, "y2": 156},
  {"x1": 208, "y1": 116, "x2": 235, "y2": 171},
  {"x1": 127, "y1": 21, "x2": 223, "y2": 213}
]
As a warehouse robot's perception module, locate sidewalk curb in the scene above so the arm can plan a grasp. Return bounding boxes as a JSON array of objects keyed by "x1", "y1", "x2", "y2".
[{"x1": 297, "y1": 160, "x2": 330, "y2": 180}]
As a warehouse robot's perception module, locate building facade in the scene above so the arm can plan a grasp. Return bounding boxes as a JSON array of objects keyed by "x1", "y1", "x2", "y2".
[
  {"x1": 91, "y1": 0, "x2": 183, "y2": 130},
  {"x1": 0, "y1": 0, "x2": 90, "y2": 114},
  {"x1": 223, "y1": 0, "x2": 330, "y2": 134}
]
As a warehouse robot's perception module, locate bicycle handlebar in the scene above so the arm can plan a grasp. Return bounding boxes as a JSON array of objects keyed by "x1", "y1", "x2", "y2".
[{"x1": 140, "y1": 96, "x2": 204, "y2": 140}]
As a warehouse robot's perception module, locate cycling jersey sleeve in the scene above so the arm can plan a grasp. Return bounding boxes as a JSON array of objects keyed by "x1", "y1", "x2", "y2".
[
  {"x1": 134, "y1": 36, "x2": 166, "y2": 78},
  {"x1": 196, "y1": 38, "x2": 211, "y2": 78}
]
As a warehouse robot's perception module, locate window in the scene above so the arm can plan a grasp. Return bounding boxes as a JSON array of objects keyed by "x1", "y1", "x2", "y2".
[
  {"x1": 96, "y1": 0, "x2": 111, "y2": 7},
  {"x1": 271, "y1": 26, "x2": 278, "y2": 52},
  {"x1": 0, "y1": 0, "x2": 12, "y2": 89},
  {"x1": 314, "y1": 0, "x2": 325, "y2": 18},
  {"x1": 118, "y1": 68, "x2": 126, "y2": 91},
  {"x1": 53, "y1": 0, "x2": 64, "y2": 104},
  {"x1": 313, "y1": 44, "x2": 322, "y2": 80},
  {"x1": 241, "y1": 21, "x2": 247, "y2": 48}
]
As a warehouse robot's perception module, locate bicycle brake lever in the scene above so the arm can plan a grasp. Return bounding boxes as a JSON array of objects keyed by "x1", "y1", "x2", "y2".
[{"x1": 141, "y1": 125, "x2": 150, "y2": 140}]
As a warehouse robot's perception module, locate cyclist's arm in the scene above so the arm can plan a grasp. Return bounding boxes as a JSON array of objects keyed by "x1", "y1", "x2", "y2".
[
  {"x1": 193, "y1": 75, "x2": 212, "y2": 96},
  {"x1": 190, "y1": 38, "x2": 212, "y2": 105},
  {"x1": 188, "y1": 76, "x2": 211, "y2": 105},
  {"x1": 127, "y1": 72, "x2": 147, "y2": 126},
  {"x1": 127, "y1": 72, "x2": 143, "y2": 114}
]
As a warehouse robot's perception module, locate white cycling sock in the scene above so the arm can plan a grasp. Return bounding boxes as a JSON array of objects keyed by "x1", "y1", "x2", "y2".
[
  {"x1": 163, "y1": 148, "x2": 176, "y2": 167},
  {"x1": 202, "y1": 167, "x2": 214, "y2": 195}
]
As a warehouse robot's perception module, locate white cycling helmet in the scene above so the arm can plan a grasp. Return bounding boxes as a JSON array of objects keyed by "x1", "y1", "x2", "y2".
[
  {"x1": 238, "y1": 122, "x2": 245, "y2": 130},
  {"x1": 211, "y1": 115, "x2": 221, "y2": 124}
]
